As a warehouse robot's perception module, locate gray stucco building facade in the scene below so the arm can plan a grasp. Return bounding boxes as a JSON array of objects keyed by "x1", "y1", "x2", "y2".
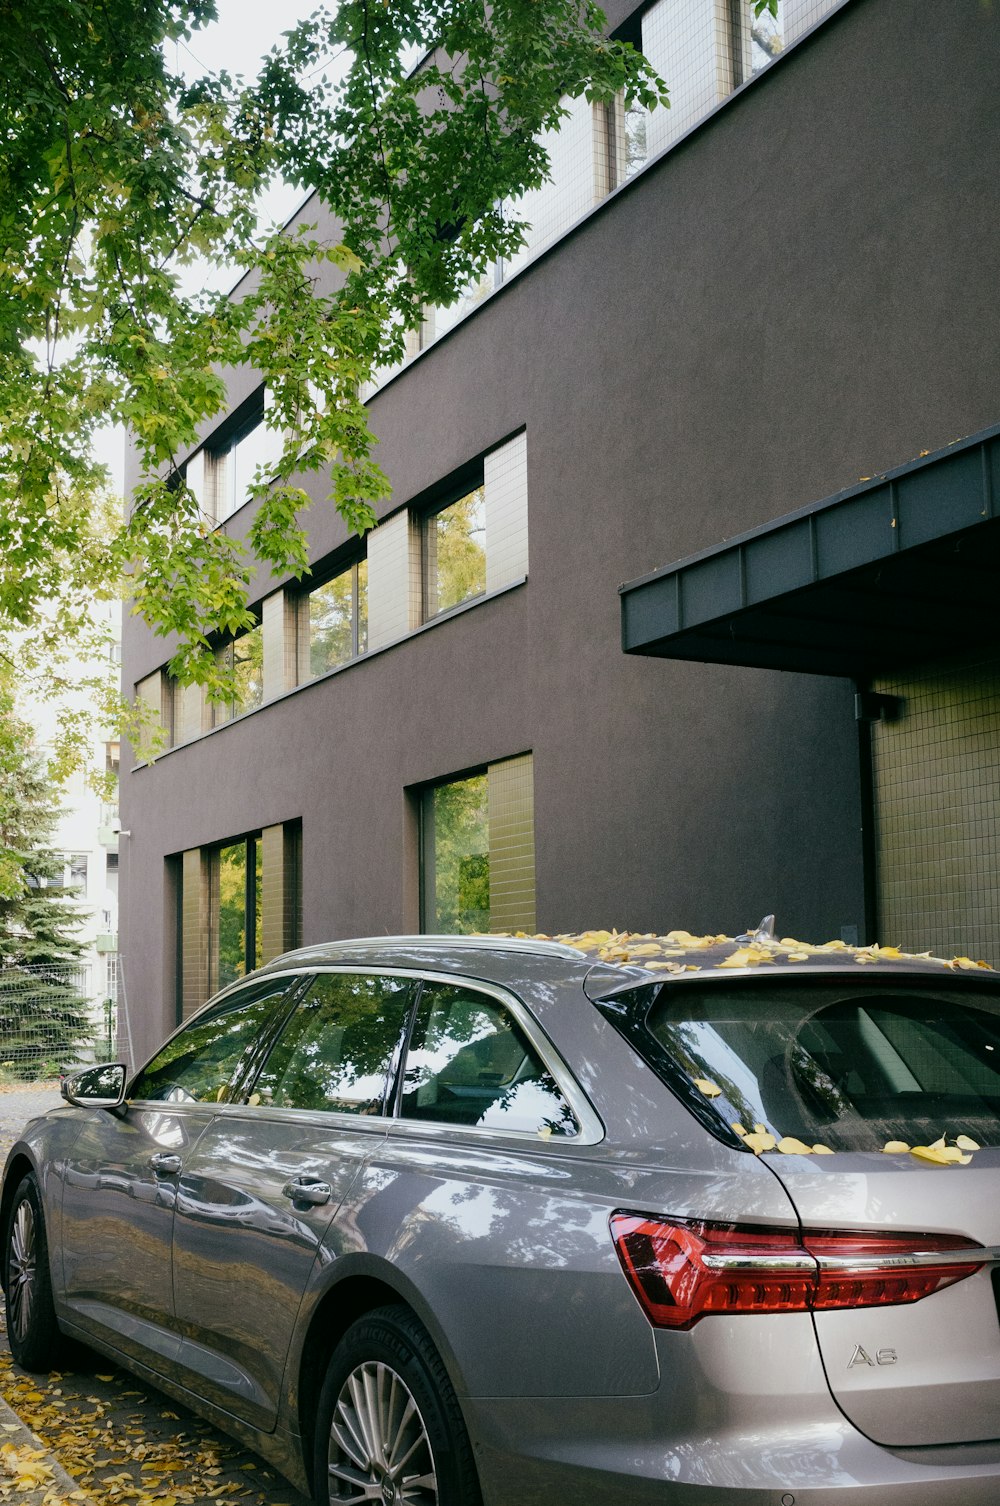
[{"x1": 120, "y1": 0, "x2": 1000, "y2": 1059}]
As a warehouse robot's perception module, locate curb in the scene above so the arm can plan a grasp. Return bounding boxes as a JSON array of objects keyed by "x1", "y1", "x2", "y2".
[{"x1": 0, "y1": 1391, "x2": 93, "y2": 1503}]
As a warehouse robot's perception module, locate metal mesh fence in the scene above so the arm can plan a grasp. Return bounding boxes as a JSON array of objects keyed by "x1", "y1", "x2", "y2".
[{"x1": 0, "y1": 963, "x2": 118, "y2": 1082}]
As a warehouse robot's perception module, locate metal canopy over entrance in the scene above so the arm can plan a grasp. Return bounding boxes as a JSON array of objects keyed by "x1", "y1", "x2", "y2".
[{"x1": 619, "y1": 424, "x2": 1000, "y2": 679}]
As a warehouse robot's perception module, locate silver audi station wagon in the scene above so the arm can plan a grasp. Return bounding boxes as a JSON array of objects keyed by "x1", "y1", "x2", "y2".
[{"x1": 3, "y1": 927, "x2": 1000, "y2": 1505}]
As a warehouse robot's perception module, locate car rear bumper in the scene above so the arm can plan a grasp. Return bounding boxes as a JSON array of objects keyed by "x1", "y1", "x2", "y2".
[{"x1": 466, "y1": 1396, "x2": 1000, "y2": 1504}]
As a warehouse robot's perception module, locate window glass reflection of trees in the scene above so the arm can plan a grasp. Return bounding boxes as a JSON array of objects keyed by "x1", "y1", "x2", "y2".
[
  {"x1": 423, "y1": 774, "x2": 490, "y2": 934},
  {"x1": 250, "y1": 973, "x2": 413, "y2": 1113},
  {"x1": 401, "y1": 983, "x2": 579, "y2": 1136},
  {"x1": 133, "y1": 981, "x2": 287, "y2": 1103},
  {"x1": 308, "y1": 559, "x2": 368, "y2": 676},
  {"x1": 750, "y1": 0, "x2": 784, "y2": 74},
  {"x1": 215, "y1": 625, "x2": 264, "y2": 724},
  {"x1": 215, "y1": 838, "x2": 262, "y2": 989},
  {"x1": 424, "y1": 487, "x2": 486, "y2": 619}
]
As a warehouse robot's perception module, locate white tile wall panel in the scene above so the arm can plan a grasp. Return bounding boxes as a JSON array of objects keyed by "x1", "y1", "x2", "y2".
[
  {"x1": 368, "y1": 509, "x2": 420, "y2": 651},
  {"x1": 505, "y1": 94, "x2": 601, "y2": 276},
  {"x1": 484, "y1": 432, "x2": 529, "y2": 592},
  {"x1": 643, "y1": 0, "x2": 733, "y2": 159}
]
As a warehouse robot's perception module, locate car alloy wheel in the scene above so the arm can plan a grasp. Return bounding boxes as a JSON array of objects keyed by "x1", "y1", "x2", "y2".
[
  {"x1": 8, "y1": 1197, "x2": 37, "y2": 1344},
  {"x1": 314, "y1": 1306, "x2": 480, "y2": 1506},
  {"x1": 328, "y1": 1359, "x2": 437, "y2": 1505},
  {"x1": 3, "y1": 1173, "x2": 60, "y2": 1371}
]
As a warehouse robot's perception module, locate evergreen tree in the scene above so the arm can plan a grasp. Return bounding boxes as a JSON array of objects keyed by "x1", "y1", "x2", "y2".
[{"x1": 0, "y1": 673, "x2": 91, "y2": 1080}]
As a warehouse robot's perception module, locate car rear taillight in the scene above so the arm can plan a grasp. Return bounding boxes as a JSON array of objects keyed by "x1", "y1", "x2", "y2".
[{"x1": 610, "y1": 1213, "x2": 985, "y2": 1330}]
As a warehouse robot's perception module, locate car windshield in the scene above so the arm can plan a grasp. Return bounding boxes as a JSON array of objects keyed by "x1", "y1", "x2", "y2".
[{"x1": 642, "y1": 980, "x2": 1000, "y2": 1152}]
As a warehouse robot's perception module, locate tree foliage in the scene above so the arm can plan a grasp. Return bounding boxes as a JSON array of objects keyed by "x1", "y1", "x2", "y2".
[
  {"x1": 0, "y1": 670, "x2": 90, "y2": 1077},
  {"x1": 0, "y1": 0, "x2": 777, "y2": 716}
]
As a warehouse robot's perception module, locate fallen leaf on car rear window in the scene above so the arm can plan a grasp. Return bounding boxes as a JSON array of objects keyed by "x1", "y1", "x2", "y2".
[
  {"x1": 732, "y1": 1123, "x2": 747, "y2": 1136},
  {"x1": 692, "y1": 1078, "x2": 721, "y2": 1097},
  {"x1": 776, "y1": 1137, "x2": 813, "y2": 1155},
  {"x1": 910, "y1": 1145, "x2": 952, "y2": 1165},
  {"x1": 883, "y1": 1141, "x2": 911, "y2": 1153},
  {"x1": 811, "y1": 1144, "x2": 835, "y2": 1154},
  {"x1": 956, "y1": 1135, "x2": 980, "y2": 1151},
  {"x1": 743, "y1": 1131, "x2": 777, "y2": 1154}
]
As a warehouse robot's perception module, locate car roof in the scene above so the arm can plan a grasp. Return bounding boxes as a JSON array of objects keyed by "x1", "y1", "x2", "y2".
[{"x1": 255, "y1": 926, "x2": 996, "y2": 991}]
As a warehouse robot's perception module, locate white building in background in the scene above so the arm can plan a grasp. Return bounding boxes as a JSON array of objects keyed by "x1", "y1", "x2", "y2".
[{"x1": 21, "y1": 600, "x2": 122, "y2": 1058}]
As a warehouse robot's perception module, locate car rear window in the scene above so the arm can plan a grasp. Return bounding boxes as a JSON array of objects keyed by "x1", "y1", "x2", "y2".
[{"x1": 626, "y1": 980, "x2": 1000, "y2": 1152}]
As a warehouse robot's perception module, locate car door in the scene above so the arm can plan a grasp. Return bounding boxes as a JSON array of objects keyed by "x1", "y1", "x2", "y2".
[
  {"x1": 59, "y1": 973, "x2": 298, "y2": 1368},
  {"x1": 168, "y1": 969, "x2": 417, "y2": 1429}
]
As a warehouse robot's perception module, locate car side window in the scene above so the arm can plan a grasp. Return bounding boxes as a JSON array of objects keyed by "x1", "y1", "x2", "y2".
[
  {"x1": 399, "y1": 982, "x2": 580, "y2": 1137},
  {"x1": 246, "y1": 972, "x2": 415, "y2": 1115},
  {"x1": 131, "y1": 977, "x2": 295, "y2": 1104}
]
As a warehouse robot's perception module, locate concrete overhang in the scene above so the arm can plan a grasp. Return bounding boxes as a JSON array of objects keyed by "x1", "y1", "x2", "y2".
[{"x1": 620, "y1": 424, "x2": 1000, "y2": 678}]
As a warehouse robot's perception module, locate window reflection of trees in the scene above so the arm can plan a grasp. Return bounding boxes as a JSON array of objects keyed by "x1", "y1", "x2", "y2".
[
  {"x1": 401, "y1": 985, "x2": 578, "y2": 1136},
  {"x1": 133, "y1": 987, "x2": 283, "y2": 1103},
  {"x1": 251, "y1": 974, "x2": 413, "y2": 1115}
]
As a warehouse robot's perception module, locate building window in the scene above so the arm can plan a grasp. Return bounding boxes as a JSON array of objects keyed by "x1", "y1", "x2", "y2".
[
  {"x1": 214, "y1": 623, "x2": 264, "y2": 726},
  {"x1": 421, "y1": 771, "x2": 490, "y2": 934},
  {"x1": 303, "y1": 558, "x2": 368, "y2": 678},
  {"x1": 419, "y1": 753, "x2": 535, "y2": 935},
  {"x1": 179, "y1": 820, "x2": 302, "y2": 1019},
  {"x1": 105, "y1": 740, "x2": 120, "y2": 776},
  {"x1": 64, "y1": 854, "x2": 88, "y2": 891},
  {"x1": 422, "y1": 484, "x2": 487, "y2": 620},
  {"x1": 209, "y1": 835, "x2": 263, "y2": 991},
  {"x1": 204, "y1": 408, "x2": 281, "y2": 525}
]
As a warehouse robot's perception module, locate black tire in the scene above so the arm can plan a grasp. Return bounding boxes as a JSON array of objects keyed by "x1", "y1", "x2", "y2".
[
  {"x1": 3, "y1": 1172, "x2": 61, "y2": 1371},
  {"x1": 313, "y1": 1304, "x2": 481, "y2": 1506}
]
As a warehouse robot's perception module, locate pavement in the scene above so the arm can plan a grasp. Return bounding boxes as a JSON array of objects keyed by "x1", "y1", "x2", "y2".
[{"x1": 0, "y1": 1086, "x2": 312, "y2": 1506}]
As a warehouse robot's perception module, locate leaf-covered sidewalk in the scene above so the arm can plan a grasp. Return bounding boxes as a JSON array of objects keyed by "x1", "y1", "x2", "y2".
[{"x1": 0, "y1": 1305, "x2": 311, "y2": 1505}]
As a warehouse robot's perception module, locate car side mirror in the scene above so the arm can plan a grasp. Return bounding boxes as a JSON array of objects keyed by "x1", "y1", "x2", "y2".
[{"x1": 61, "y1": 1063, "x2": 128, "y2": 1109}]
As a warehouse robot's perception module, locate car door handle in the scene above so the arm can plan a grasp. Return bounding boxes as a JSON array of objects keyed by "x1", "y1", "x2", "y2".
[
  {"x1": 282, "y1": 1177, "x2": 332, "y2": 1206},
  {"x1": 149, "y1": 1153, "x2": 182, "y2": 1175}
]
